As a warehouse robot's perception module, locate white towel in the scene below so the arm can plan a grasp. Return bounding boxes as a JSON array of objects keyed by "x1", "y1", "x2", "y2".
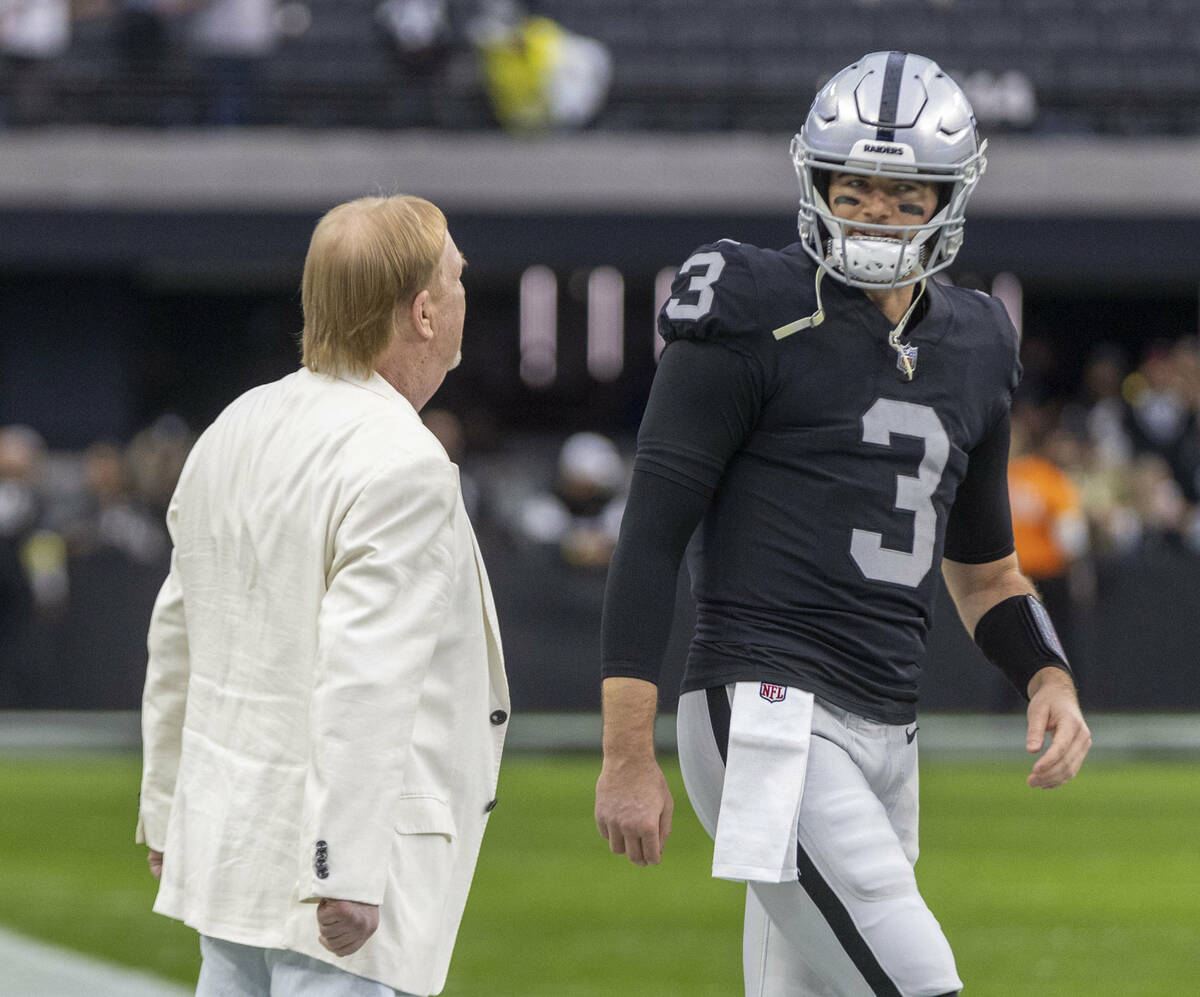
[{"x1": 712, "y1": 682, "x2": 814, "y2": 883}]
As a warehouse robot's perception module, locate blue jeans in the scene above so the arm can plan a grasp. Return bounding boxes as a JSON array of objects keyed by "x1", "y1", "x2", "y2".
[{"x1": 196, "y1": 935, "x2": 415, "y2": 996}]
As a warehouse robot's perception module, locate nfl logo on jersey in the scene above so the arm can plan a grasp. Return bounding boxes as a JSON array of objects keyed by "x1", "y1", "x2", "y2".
[
  {"x1": 759, "y1": 682, "x2": 787, "y2": 703},
  {"x1": 895, "y1": 342, "x2": 919, "y2": 379}
]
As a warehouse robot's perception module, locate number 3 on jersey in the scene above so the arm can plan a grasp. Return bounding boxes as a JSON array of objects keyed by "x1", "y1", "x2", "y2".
[
  {"x1": 851, "y1": 399, "x2": 950, "y2": 588},
  {"x1": 664, "y1": 251, "x2": 726, "y2": 320}
]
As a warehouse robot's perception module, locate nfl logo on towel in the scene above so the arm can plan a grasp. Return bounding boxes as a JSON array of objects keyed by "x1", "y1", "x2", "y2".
[{"x1": 759, "y1": 682, "x2": 787, "y2": 703}]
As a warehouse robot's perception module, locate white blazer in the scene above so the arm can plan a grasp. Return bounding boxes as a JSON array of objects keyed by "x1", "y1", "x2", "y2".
[{"x1": 137, "y1": 368, "x2": 509, "y2": 996}]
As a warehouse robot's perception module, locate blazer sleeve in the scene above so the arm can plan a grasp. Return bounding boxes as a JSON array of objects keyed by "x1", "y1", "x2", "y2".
[
  {"x1": 137, "y1": 497, "x2": 191, "y2": 850},
  {"x1": 297, "y1": 452, "x2": 458, "y2": 906}
]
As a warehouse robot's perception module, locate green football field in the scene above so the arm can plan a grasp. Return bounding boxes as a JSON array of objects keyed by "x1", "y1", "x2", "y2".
[{"x1": 1, "y1": 751, "x2": 1197, "y2": 996}]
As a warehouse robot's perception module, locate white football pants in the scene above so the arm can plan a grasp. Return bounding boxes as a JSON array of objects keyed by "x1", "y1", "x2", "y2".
[{"x1": 677, "y1": 684, "x2": 963, "y2": 997}]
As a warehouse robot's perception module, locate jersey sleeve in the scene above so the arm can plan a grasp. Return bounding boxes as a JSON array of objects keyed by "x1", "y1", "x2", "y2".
[
  {"x1": 943, "y1": 409, "x2": 1016, "y2": 564},
  {"x1": 659, "y1": 241, "x2": 762, "y2": 346}
]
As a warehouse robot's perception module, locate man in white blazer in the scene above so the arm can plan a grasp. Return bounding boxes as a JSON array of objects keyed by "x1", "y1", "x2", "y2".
[{"x1": 137, "y1": 194, "x2": 509, "y2": 997}]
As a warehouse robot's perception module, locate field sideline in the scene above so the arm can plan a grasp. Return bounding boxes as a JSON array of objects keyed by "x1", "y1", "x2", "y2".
[{"x1": 1, "y1": 751, "x2": 1196, "y2": 996}]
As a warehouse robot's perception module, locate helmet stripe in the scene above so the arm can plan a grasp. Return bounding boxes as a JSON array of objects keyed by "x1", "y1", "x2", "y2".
[{"x1": 875, "y1": 50, "x2": 908, "y2": 141}]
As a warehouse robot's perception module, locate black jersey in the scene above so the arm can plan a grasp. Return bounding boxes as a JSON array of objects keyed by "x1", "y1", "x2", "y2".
[{"x1": 603, "y1": 241, "x2": 1020, "y2": 724}]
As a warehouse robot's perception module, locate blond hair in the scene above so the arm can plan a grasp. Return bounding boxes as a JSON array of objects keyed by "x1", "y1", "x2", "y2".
[{"x1": 301, "y1": 195, "x2": 447, "y2": 377}]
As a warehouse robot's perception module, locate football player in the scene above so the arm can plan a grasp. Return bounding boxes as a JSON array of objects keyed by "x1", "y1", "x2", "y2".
[{"x1": 594, "y1": 52, "x2": 1092, "y2": 997}]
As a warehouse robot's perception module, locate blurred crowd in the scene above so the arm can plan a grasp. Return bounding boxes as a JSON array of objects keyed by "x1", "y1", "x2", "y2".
[
  {"x1": 0, "y1": 0, "x2": 612, "y2": 129},
  {"x1": 1016, "y1": 334, "x2": 1200, "y2": 561},
  {"x1": 0, "y1": 0, "x2": 279, "y2": 125},
  {"x1": 1001, "y1": 333, "x2": 1200, "y2": 682},
  {"x1": 0, "y1": 414, "x2": 192, "y2": 706},
  {"x1": 7, "y1": 333, "x2": 1200, "y2": 707}
]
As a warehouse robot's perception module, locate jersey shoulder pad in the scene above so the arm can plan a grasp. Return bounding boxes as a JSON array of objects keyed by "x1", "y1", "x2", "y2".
[{"x1": 658, "y1": 240, "x2": 763, "y2": 346}]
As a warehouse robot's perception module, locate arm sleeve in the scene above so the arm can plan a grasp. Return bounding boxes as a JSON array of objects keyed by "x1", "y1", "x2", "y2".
[
  {"x1": 136, "y1": 497, "x2": 191, "y2": 850},
  {"x1": 943, "y1": 410, "x2": 1016, "y2": 564},
  {"x1": 601, "y1": 338, "x2": 764, "y2": 684},
  {"x1": 298, "y1": 455, "x2": 458, "y2": 905},
  {"x1": 634, "y1": 337, "x2": 767, "y2": 496}
]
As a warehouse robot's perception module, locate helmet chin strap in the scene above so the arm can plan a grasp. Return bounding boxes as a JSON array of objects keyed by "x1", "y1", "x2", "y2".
[
  {"x1": 773, "y1": 268, "x2": 927, "y2": 384},
  {"x1": 886, "y1": 277, "x2": 927, "y2": 381},
  {"x1": 773, "y1": 268, "x2": 827, "y2": 340}
]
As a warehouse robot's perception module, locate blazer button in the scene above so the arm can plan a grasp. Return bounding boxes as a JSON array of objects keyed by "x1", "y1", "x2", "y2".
[
  {"x1": 485, "y1": 798, "x2": 498, "y2": 813},
  {"x1": 490, "y1": 710, "x2": 508, "y2": 726}
]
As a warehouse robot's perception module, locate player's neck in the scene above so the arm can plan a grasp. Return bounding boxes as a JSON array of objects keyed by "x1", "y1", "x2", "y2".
[{"x1": 862, "y1": 285, "x2": 917, "y2": 326}]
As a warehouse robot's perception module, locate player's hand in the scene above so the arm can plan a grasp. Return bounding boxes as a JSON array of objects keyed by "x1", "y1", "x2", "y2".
[
  {"x1": 316, "y1": 899, "x2": 379, "y2": 957},
  {"x1": 1025, "y1": 666, "x2": 1092, "y2": 789},
  {"x1": 147, "y1": 849, "x2": 164, "y2": 880},
  {"x1": 595, "y1": 756, "x2": 674, "y2": 867}
]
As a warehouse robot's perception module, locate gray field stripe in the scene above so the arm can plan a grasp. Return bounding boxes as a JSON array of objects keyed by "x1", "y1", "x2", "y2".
[
  {"x1": 0, "y1": 711, "x2": 143, "y2": 752},
  {"x1": 0, "y1": 926, "x2": 191, "y2": 997},
  {"x1": 2, "y1": 711, "x2": 1198, "y2": 755},
  {"x1": 503, "y1": 711, "x2": 1200, "y2": 755}
]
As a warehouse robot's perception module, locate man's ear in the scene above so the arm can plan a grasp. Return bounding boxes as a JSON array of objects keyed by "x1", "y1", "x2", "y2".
[{"x1": 408, "y1": 288, "x2": 435, "y2": 342}]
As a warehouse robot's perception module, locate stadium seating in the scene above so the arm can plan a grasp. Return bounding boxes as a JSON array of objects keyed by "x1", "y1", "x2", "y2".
[{"x1": 1, "y1": 0, "x2": 1198, "y2": 132}]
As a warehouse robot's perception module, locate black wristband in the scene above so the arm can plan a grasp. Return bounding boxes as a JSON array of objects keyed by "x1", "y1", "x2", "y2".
[{"x1": 973, "y1": 594, "x2": 1073, "y2": 699}]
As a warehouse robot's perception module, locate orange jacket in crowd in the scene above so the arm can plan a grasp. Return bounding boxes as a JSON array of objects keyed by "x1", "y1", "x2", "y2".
[{"x1": 1008, "y1": 454, "x2": 1087, "y2": 580}]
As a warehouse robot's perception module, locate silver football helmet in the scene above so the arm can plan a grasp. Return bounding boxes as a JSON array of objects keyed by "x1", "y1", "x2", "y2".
[{"x1": 792, "y1": 51, "x2": 987, "y2": 289}]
